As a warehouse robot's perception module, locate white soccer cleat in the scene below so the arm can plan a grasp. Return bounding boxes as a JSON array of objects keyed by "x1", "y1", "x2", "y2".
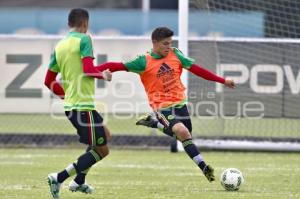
[
  {"x1": 69, "y1": 180, "x2": 94, "y2": 194},
  {"x1": 47, "y1": 173, "x2": 61, "y2": 199}
]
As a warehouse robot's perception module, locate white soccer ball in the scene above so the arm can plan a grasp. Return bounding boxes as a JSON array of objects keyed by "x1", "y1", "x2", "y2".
[{"x1": 220, "y1": 168, "x2": 244, "y2": 191}]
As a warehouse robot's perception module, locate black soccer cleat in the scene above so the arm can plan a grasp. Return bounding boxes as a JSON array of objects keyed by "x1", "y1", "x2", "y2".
[
  {"x1": 203, "y1": 165, "x2": 215, "y2": 182},
  {"x1": 136, "y1": 114, "x2": 157, "y2": 128}
]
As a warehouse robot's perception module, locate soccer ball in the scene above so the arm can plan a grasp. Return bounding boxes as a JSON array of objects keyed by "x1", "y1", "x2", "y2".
[{"x1": 220, "y1": 168, "x2": 244, "y2": 191}]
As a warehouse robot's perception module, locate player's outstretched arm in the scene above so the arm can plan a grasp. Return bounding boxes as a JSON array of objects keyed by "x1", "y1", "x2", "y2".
[
  {"x1": 95, "y1": 62, "x2": 128, "y2": 73},
  {"x1": 188, "y1": 64, "x2": 235, "y2": 89},
  {"x1": 44, "y1": 69, "x2": 65, "y2": 99}
]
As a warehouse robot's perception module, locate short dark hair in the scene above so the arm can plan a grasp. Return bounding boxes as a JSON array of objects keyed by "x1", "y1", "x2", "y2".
[
  {"x1": 68, "y1": 8, "x2": 89, "y2": 28},
  {"x1": 151, "y1": 27, "x2": 174, "y2": 41}
]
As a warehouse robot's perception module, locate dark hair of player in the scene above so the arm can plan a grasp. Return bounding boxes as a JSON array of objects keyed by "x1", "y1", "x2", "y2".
[
  {"x1": 151, "y1": 27, "x2": 174, "y2": 42},
  {"x1": 68, "y1": 8, "x2": 89, "y2": 28}
]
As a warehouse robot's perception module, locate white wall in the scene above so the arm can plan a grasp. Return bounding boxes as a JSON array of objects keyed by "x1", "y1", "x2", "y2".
[{"x1": 0, "y1": 35, "x2": 153, "y2": 113}]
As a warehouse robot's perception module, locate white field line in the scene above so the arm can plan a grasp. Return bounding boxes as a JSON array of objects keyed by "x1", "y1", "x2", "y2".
[
  {"x1": 0, "y1": 154, "x2": 61, "y2": 159},
  {"x1": 1, "y1": 184, "x2": 32, "y2": 190},
  {"x1": 0, "y1": 161, "x2": 33, "y2": 165}
]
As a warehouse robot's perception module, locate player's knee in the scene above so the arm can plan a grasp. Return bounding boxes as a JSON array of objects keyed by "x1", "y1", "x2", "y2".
[
  {"x1": 172, "y1": 123, "x2": 191, "y2": 141},
  {"x1": 94, "y1": 145, "x2": 109, "y2": 158},
  {"x1": 177, "y1": 127, "x2": 190, "y2": 137}
]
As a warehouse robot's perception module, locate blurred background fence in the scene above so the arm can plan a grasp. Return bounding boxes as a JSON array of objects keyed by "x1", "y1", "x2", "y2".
[{"x1": 1, "y1": 0, "x2": 300, "y2": 150}]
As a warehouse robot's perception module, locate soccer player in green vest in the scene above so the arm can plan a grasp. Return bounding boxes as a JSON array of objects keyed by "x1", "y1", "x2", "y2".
[{"x1": 44, "y1": 8, "x2": 112, "y2": 199}]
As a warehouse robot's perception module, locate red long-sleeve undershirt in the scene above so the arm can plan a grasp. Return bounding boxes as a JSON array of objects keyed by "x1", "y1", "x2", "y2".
[
  {"x1": 96, "y1": 62, "x2": 225, "y2": 84},
  {"x1": 44, "y1": 70, "x2": 65, "y2": 99},
  {"x1": 189, "y1": 64, "x2": 225, "y2": 84},
  {"x1": 95, "y1": 61, "x2": 128, "y2": 72},
  {"x1": 82, "y1": 57, "x2": 104, "y2": 79}
]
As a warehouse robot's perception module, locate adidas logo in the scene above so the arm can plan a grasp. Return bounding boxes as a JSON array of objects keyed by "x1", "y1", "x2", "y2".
[{"x1": 157, "y1": 63, "x2": 174, "y2": 78}]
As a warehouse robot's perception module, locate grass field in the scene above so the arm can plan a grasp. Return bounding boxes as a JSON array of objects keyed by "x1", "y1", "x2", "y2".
[
  {"x1": 1, "y1": 114, "x2": 300, "y2": 138},
  {"x1": 0, "y1": 148, "x2": 299, "y2": 199}
]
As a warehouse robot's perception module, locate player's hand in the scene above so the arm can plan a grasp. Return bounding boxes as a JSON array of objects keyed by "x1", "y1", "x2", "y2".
[
  {"x1": 224, "y1": 79, "x2": 235, "y2": 89},
  {"x1": 102, "y1": 69, "x2": 112, "y2": 81}
]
